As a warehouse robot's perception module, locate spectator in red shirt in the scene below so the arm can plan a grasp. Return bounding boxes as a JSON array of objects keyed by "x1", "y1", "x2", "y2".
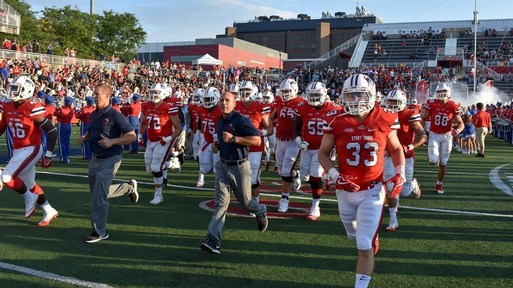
[{"x1": 472, "y1": 102, "x2": 492, "y2": 157}]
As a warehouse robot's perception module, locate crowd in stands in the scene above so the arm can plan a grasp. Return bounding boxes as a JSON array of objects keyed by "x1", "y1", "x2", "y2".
[{"x1": 0, "y1": 49, "x2": 510, "y2": 116}]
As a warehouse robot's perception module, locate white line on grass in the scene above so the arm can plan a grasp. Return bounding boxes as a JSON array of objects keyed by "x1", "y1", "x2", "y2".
[
  {"x1": 0, "y1": 261, "x2": 113, "y2": 288},
  {"x1": 489, "y1": 163, "x2": 513, "y2": 196},
  {"x1": 36, "y1": 170, "x2": 513, "y2": 218}
]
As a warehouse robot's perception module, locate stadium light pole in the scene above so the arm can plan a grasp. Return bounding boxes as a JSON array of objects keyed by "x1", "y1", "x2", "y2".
[
  {"x1": 90, "y1": 0, "x2": 94, "y2": 15},
  {"x1": 473, "y1": 0, "x2": 478, "y2": 95}
]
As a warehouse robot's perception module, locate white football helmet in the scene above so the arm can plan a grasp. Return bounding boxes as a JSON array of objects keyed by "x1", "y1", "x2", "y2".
[
  {"x1": 411, "y1": 98, "x2": 418, "y2": 105},
  {"x1": 192, "y1": 88, "x2": 204, "y2": 104},
  {"x1": 239, "y1": 81, "x2": 258, "y2": 102},
  {"x1": 229, "y1": 83, "x2": 240, "y2": 98},
  {"x1": 161, "y1": 83, "x2": 173, "y2": 98},
  {"x1": 148, "y1": 83, "x2": 166, "y2": 104},
  {"x1": 279, "y1": 78, "x2": 298, "y2": 102},
  {"x1": 9, "y1": 76, "x2": 35, "y2": 102},
  {"x1": 262, "y1": 91, "x2": 274, "y2": 104},
  {"x1": 306, "y1": 82, "x2": 328, "y2": 106},
  {"x1": 342, "y1": 74, "x2": 376, "y2": 116},
  {"x1": 375, "y1": 91, "x2": 384, "y2": 103},
  {"x1": 202, "y1": 87, "x2": 220, "y2": 109},
  {"x1": 385, "y1": 90, "x2": 407, "y2": 112},
  {"x1": 435, "y1": 83, "x2": 451, "y2": 101}
]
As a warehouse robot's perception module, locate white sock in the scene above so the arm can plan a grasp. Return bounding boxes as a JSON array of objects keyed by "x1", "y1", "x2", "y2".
[
  {"x1": 282, "y1": 193, "x2": 290, "y2": 199},
  {"x1": 198, "y1": 173, "x2": 204, "y2": 182},
  {"x1": 312, "y1": 198, "x2": 320, "y2": 208},
  {"x1": 155, "y1": 176, "x2": 163, "y2": 194},
  {"x1": 355, "y1": 273, "x2": 371, "y2": 288},
  {"x1": 40, "y1": 201, "x2": 53, "y2": 213},
  {"x1": 252, "y1": 196, "x2": 260, "y2": 203}
]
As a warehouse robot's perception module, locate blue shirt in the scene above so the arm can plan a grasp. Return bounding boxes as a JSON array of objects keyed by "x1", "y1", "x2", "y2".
[
  {"x1": 88, "y1": 105, "x2": 134, "y2": 156},
  {"x1": 216, "y1": 111, "x2": 259, "y2": 161}
]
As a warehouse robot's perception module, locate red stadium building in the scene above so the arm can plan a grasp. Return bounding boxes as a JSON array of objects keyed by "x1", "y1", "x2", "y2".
[{"x1": 140, "y1": 38, "x2": 286, "y2": 70}]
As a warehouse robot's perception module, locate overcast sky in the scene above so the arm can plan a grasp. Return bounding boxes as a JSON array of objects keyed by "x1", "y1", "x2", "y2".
[{"x1": 24, "y1": 0, "x2": 513, "y2": 43}]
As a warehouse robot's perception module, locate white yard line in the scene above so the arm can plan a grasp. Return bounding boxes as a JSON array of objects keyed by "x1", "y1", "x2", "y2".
[
  {"x1": 0, "y1": 262, "x2": 113, "y2": 288},
  {"x1": 36, "y1": 170, "x2": 513, "y2": 218}
]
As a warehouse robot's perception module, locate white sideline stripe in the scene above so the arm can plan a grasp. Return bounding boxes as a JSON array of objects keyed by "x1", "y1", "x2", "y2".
[
  {"x1": 489, "y1": 163, "x2": 513, "y2": 196},
  {"x1": 0, "y1": 261, "x2": 113, "y2": 288},
  {"x1": 35, "y1": 170, "x2": 513, "y2": 218}
]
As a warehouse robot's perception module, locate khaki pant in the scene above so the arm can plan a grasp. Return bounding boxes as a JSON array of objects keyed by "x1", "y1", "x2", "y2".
[{"x1": 475, "y1": 127, "x2": 488, "y2": 154}]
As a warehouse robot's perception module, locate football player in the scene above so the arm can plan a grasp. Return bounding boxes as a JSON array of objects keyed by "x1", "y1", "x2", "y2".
[
  {"x1": 187, "y1": 88, "x2": 203, "y2": 161},
  {"x1": 270, "y1": 78, "x2": 305, "y2": 213},
  {"x1": 195, "y1": 87, "x2": 222, "y2": 188},
  {"x1": 382, "y1": 89, "x2": 427, "y2": 231},
  {"x1": 318, "y1": 74, "x2": 405, "y2": 288},
  {"x1": 235, "y1": 81, "x2": 273, "y2": 204},
  {"x1": 421, "y1": 83, "x2": 464, "y2": 194},
  {"x1": 0, "y1": 76, "x2": 59, "y2": 226},
  {"x1": 294, "y1": 82, "x2": 340, "y2": 220},
  {"x1": 139, "y1": 83, "x2": 183, "y2": 204},
  {"x1": 262, "y1": 90, "x2": 276, "y2": 171}
]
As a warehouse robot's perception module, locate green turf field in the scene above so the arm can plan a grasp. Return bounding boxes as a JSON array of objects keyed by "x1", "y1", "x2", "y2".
[{"x1": 0, "y1": 128, "x2": 512, "y2": 288}]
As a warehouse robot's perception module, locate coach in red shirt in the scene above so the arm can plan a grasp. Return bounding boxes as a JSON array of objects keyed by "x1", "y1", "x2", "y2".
[{"x1": 472, "y1": 102, "x2": 492, "y2": 157}]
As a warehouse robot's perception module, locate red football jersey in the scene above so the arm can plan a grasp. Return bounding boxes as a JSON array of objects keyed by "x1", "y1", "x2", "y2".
[
  {"x1": 188, "y1": 103, "x2": 201, "y2": 131},
  {"x1": 275, "y1": 96, "x2": 306, "y2": 140},
  {"x1": 1, "y1": 100, "x2": 46, "y2": 149},
  {"x1": 422, "y1": 99, "x2": 462, "y2": 134},
  {"x1": 324, "y1": 107, "x2": 399, "y2": 190},
  {"x1": 296, "y1": 101, "x2": 340, "y2": 150},
  {"x1": 396, "y1": 107, "x2": 421, "y2": 158},
  {"x1": 235, "y1": 101, "x2": 271, "y2": 152},
  {"x1": 196, "y1": 105, "x2": 222, "y2": 144},
  {"x1": 141, "y1": 101, "x2": 179, "y2": 141},
  {"x1": 163, "y1": 96, "x2": 182, "y2": 107}
]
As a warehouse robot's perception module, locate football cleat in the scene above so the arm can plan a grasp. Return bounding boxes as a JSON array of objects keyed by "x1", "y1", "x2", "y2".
[
  {"x1": 306, "y1": 206, "x2": 320, "y2": 221},
  {"x1": 0, "y1": 168, "x2": 3, "y2": 191},
  {"x1": 196, "y1": 180, "x2": 205, "y2": 188},
  {"x1": 277, "y1": 198, "x2": 289, "y2": 213},
  {"x1": 24, "y1": 192, "x2": 38, "y2": 218},
  {"x1": 149, "y1": 193, "x2": 163, "y2": 205},
  {"x1": 38, "y1": 208, "x2": 59, "y2": 227},
  {"x1": 385, "y1": 219, "x2": 399, "y2": 232},
  {"x1": 436, "y1": 184, "x2": 444, "y2": 194}
]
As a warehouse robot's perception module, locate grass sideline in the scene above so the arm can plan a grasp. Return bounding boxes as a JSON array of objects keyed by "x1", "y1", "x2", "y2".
[{"x1": 0, "y1": 129, "x2": 512, "y2": 288}]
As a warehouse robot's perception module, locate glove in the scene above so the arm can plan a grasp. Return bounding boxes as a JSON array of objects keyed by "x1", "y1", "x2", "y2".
[
  {"x1": 295, "y1": 136, "x2": 308, "y2": 151},
  {"x1": 403, "y1": 144, "x2": 414, "y2": 153},
  {"x1": 40, "y1": 151, "x2": 53, "y2": 168},
  {"x1": 160, "y1": 136, "x2": 172, "y2": 146},
  {"x1": 138, "y1": 134, "x2": 145, "y2": 146},
  {"x1": 40, "y1": 157, "x2": 52, "y2": 168},
  {"x1": 328, "y1": 168, "x2": 360, "y2": 192},
  {"x1": 386, "y1": 166, "x2": 406, "y2": 198},
  {"x1": 450, "y1": 128, "x2": 460, "y2": 137},
  {"x1": 193, "y1": 130, "x2": 201, "y2": 147}
]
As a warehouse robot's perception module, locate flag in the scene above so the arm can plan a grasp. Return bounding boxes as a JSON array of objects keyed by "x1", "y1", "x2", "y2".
[{"x1": 415, "y1": 80, "x2": 429, "y2": 104}]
